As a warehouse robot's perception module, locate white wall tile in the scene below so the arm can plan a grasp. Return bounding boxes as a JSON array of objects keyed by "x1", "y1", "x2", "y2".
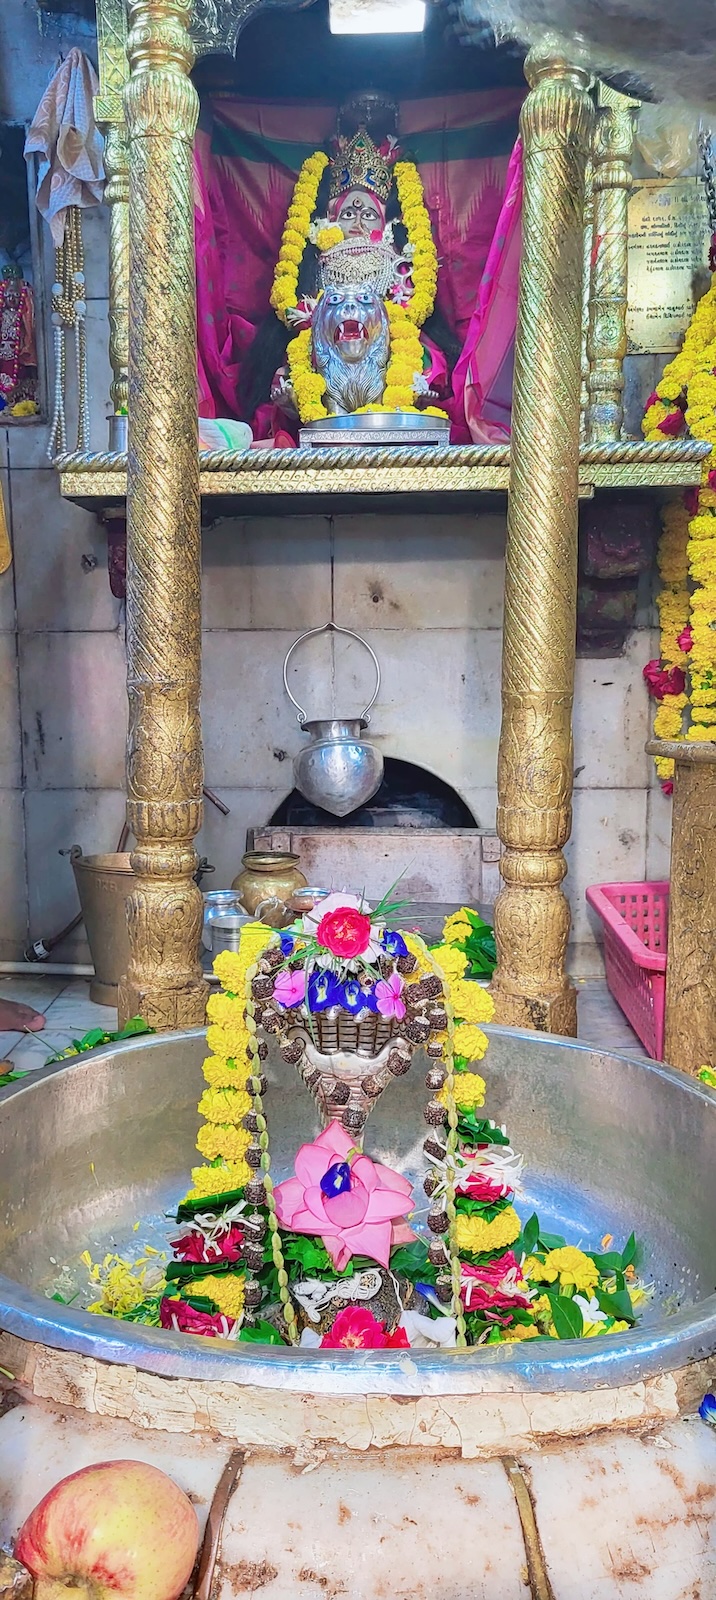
[
  {"x1": 646, "y1": 786, "x2": 672, "y2": 880},
  {"x1": 573, "y1": 631, "x2": 651, "y2": 790},
  {"x1": 0, "y1": 430, "x2": 8, "y2": 470},
  {"x1": 19, "y1": 630, "x2": 127, "y2": 789},
  {"x1": 0, "y1": 789, "x2": 27, "y2": 958},
  {"x1": 0, "y1": 632, "x2": 21, "y2": 787},
  {"x1": 196, "y1": 785, "x2": 289, "y2": 889},
  {"x1": 565, "y1": 787, "x2": 647, "y2": 944},
  {"x1": 24, "y1": 788, "x2": 127, "y2": 956},
  {"x1": 86, "y1": 300, "x2": 113, "y2": 451},
  {"x1": 12, "y1": 467, "x2": 122, "y2": 632},
  {"x1": 5, "y1": 420, "x2": 52, "y2": 471},
  {"x1": 82, "y1": 205, "x2": 110, "y2": 303},
  {"x1": 333, "y1": 512, "x2": 506, "y2": 630},
  {"x1": 202, "y1": 628, "x2": 334, "y2": 787},
  {"x1": 202, "y1": 516, "x2": 332, "y2": 630}
]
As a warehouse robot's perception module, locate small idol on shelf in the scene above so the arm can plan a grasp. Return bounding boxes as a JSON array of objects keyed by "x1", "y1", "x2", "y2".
[{"x1": 0, "y1": 264, "x2": 39, "y2": 416}]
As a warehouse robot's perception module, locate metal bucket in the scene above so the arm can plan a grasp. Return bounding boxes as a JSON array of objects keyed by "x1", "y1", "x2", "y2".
[{"x1": 70, "y1": 848, "x2": 134, "y2": 1006}]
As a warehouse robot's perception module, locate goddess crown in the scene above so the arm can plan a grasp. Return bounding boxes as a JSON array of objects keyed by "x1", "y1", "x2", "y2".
[{"x1": 328, "y1": 127, "x2": 393, "y2": 205}]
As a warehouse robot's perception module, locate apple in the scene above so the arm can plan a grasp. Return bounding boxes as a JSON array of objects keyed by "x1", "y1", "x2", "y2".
[{"x1": 15, "y1": 1459, "x2": 200, "y2": 1600}]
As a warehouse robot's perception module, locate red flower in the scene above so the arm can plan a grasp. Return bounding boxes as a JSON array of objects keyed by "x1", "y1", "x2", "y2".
[
  {"x1": 661, "y1": 780, "x2": 674, "y2": 796},
  {"x1": 645, "y1": 390, "x2": 660, "y2": 409},
  {"x1": 159, "y1": 1296, "x2": 236, "y2": 1339},
  {"x1": 677, "y1": 625, "x2": 693, "y2": 654},
  {"x1": 171, "y1": 1223, "x2": 244, "y2": 1265},
  {"x1": 316, "y1": 906, "x2": 373, "y2": 958},
  {"x1": 657, "y1": 410, "x2": 686, "y2": 436},
  {"x1": 709, "y1": 470, "x2": 716, "y2": 492},
  {"x1": 643, "y1": 661, "x2": 685, "y2": 700},
  {"x1": 457, "y1": 1171, "x2": 513, "y2": 1204},
  {"x1": 684, "y1": 487, "x2": 700, "y2": 515},
  {"x1": 320, "y1": 1306, "x2": 406, "y2": 1349},
  {"x1": 460, "y1": 1254, "x2": 531, "y2": 1314}
]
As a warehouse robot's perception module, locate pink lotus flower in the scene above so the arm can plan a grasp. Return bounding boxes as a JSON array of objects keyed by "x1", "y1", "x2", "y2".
[
  {"x1": 320, "y1": 1306, "x2": 410, "y2": 1349},
  {"x1": 678, "y1": 625, "x2": 693, "y2": 653},
  {"x1": 159, "y1": 1297, "x2": 236, "y2": 1339},
  {"x1": 374, "y1": 969, "x2": 405, "y2": 1020},
  {"x1": 273, "y1": 967, "x2": 306, "y2": 1008},
  {"x1": 273, "y1": 1120, "x2": 415, "y2": 1271}
]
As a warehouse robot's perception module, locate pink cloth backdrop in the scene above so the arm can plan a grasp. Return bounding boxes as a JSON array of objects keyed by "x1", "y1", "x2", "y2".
[{"x1": 194, "y1": 90, "x2": 524, "y2": 440}]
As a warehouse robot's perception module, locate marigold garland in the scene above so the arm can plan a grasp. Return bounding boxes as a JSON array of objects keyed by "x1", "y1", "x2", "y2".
[{"x1": 643, "y1": 273, "x2": 716, "y2": 774}]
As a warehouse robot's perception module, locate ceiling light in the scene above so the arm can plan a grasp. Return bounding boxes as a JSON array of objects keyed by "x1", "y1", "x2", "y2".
[{"x1": 329, "y1": 0, "x2": 427, "y2": 34}]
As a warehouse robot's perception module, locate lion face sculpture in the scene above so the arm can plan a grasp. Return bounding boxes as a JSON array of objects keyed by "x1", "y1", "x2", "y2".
[{"x1": 311, "y1": 284, "x2": 390, "y2": 416}]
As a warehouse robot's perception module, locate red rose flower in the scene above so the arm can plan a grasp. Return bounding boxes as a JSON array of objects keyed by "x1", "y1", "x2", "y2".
[
  {"x1": 677, "y1": 625, "x2": 693, "y2": 654},
  {"x1": 320, "y1": 1307, "x2": 406, "y2": 1349},
  {"x1": 316, "y1": 906, "x2": 373, "y2": 958},
  {"x1": 643, "y1": 661, "x2": 685, "y2": 701},
  {"x1": 657, "y1": 410, "x2": 685, "y2": 436},
  {"x1": 684, "y1": 487, "x2": 700, "y2": 514}
]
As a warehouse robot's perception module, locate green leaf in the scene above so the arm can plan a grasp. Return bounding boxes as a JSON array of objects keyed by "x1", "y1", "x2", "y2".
[
  {"x1": 116, "y1": 1016, "x2": 153, "y2": 1038},
  {"x1": 456, "y1": 1113, "x2": 510, "y2": 1147},
  {"x1": 595, "y1": 1286, "x2": 636, "y2": 1324},
  {"x1": 79, "y1": 1028, "x2": 110, "y2": 1050},
  {"x1": 587, "y1": 1251, "x2": 624, "y2": 1274},
  {"x1": 547, "y1": 1291, "x2": 584, "y2": 1340},
  {"x1": 389, "y1": 1240, "x2": 431, "y2": 1278},
  {"x1": 176, "y1": 1186, "x2": 248, "y2": 1221},
  {"x1": 620, "y1": 1232, "x2": 638, "y2": 1270},
  {"x1": 455, "y1": 1195, "x2": 512, "y2": 1221},
  {"x1": 538, "y1": 1231, "x2": 566, "y2": 1252},
  {"x1": 521, "y1": 1213, "x2": 540, "y2": 1255},
  {"x1": 0, "y1": 1069, "x2": 26, "y2": 1087},
  {"x1": 239, "y1": 1319, "x2": 284, "y2": 1345}
]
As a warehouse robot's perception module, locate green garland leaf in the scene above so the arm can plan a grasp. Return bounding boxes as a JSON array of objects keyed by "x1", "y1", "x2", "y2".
[{"x1": 545, "y1": 1290, "x2": 584, "y2": 1340}]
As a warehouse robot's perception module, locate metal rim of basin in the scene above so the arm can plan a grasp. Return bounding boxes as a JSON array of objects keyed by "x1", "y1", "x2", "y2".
[{"x1": 1, "y1": 1027, "x2": 715, "y2": 1397}]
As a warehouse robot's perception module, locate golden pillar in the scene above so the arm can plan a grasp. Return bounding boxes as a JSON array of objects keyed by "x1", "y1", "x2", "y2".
[
  {"x1": 104, "y1": 124, "x2": 130, "y2": 425},
  {"x1": 95, "y1": 0, "x2": 131, "y2": 440},
  {"x1": 119, "y1": 0, "x2": 208, "y2": 1029},
  {"x1": 491, "y1": 43, "x2": 594, "y2": 1036},
  {"x1": 585, "y1": 85, "x2": 639, "y2": 442},
  {"x1": 647, "y1": 740, "x2": 716, "y2": 1074}
]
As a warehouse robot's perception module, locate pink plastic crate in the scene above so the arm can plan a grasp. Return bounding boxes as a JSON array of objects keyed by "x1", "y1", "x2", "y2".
[{"x1": 585, "y1": 881, "x2": 669, "y2": 1060}]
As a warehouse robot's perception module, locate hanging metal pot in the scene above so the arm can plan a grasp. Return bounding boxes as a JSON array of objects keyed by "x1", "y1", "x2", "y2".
[{"x1": 283, "y1": 623, "x2": 384, "y2": 818}]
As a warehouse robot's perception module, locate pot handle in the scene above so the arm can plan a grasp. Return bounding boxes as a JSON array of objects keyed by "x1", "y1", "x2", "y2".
[{"x1": 282, "y1": 622, "x2": 381, "y2": 726}]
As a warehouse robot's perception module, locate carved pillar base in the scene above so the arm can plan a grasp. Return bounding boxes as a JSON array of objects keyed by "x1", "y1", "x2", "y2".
[{"x1": 647, "y1": 739, "x2": 716, "y2": 1074}]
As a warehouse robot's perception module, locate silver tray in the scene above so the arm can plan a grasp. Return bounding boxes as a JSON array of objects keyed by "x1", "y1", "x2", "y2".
[{"x1": 300, "y1": 412, "x2": 450, "y2": 448}]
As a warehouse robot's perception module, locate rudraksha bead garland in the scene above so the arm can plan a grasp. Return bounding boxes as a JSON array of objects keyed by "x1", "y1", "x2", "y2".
[
  {"x1": 243, "y1": 954, "x2": 298, "y2": 1344},
  {"x1": 417, "y1": 947, "x2": 468, "y2": 1347}
]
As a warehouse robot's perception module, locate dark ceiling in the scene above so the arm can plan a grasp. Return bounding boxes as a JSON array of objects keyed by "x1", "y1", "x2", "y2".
[{"x1": 193, "y1": 0, "x2": 526, "y2": 100}]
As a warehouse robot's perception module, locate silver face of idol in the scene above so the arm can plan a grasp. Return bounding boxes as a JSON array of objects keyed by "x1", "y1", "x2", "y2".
[{"x1": 311, "y1": 284, "x2": 390, "y2": 415}]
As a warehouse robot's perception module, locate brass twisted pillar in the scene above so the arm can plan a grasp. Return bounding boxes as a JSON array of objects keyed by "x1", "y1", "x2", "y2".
[
  {"x1": 104, "y1": 124, "x2": 130, "y2": 420},
  {"x1": 118, "y1": 0, "x2": 208, "y2": 1029},
  {"x1": 491, "y1": 43, "x2": 594, "y2": 1036},
  {"x1": 586, "y1": 85, "x2": 639, "y2": 442}
]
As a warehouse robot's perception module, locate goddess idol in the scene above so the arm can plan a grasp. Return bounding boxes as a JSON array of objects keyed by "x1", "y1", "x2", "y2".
[{"x1": 241, "y1": 96, "x2": 453, "y2": 432}]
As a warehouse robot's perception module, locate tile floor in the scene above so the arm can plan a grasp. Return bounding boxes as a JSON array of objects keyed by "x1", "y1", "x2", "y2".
[{"x1": 0, "y1": 970, "x2": 646, "y2": 1076}]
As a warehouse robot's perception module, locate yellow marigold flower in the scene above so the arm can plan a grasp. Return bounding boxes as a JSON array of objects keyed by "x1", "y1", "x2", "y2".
[
  {"x1": 402, "y1": 932, "x2": 431, "y2": 975},
  {"x1": 206, "y1": 991, "x2": 246, "y2": 1028},
  {"x1": 432, "y1": 944, "x2": 469, "y2": 981},
  {"x1": 316, "y1": 224, "x2": 344, "y2": 251},
  {"x1": 205, "y1": 1024, "x2": 249, "y2": 1062},
  {"x1": 454, "y1": 1205, "x2": 520, "y2": 1255},
  {"x1": 521, "y1": 1257, "x2": 543, "y2": 1281},
  {"x1": 499, "y1": 1322, "x2": 540, "y2": 1342},
  {"x1": 197, "y1": 1086, "x2": 252, "y2": 1125},
  {"x1": 188, "y1": 1158, "x2": 252, "y2": 1198},
  {"x1": 197, "y1": 1123, "x2": 251, "y2": 1162},
  {"x1": 542, "y1": 1246, "x2": 599, "y2": 1294},
  {"x1": 442, "y1": 910, "x2": 473, "y2": 944},
  {"x1": 85, "y1": 1252, "x2": 166, "y2": 1319},
  {"x1": 202, "y1": 1055, "x2": 242, "y2": 1089},
  {"x1": 451, "y1": 979, "x2": 495, "y2": 1026},
  {"x1": 439, "y1": 1070, "x2": 486, "y2": 1111},
  {"x1": 198, "y1": 1272, "x2": 245, "y2": 1321},
  {"x1": 452, "y1": 1022, "x2": 489, "y2": 1061}
]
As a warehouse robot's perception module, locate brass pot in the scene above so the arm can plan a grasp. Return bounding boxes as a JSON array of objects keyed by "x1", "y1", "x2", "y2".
[
  {"x1": 231, "y1": 852, "x2": 307, "y2": 930},
  {"x1": 70, "y1": 848, "x2": 134, "y2": 1006}
]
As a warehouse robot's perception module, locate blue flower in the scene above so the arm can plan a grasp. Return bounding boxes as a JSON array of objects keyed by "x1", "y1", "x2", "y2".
[
  {"x1": 339, "y1": 979, "x2": 377, "y2": 1015},
  {"x1": 320, "y1": 1160, "x2": 352, "y2": 1199},
  {"x1": 279, "y1": 933, "x2": 295, "y2": 956},
  {"x1": 381, "y1": 929, "x2": 408, "y2": 959},
  {"x1": 307, "y1": 970, "x2": 341, "y2": 1012},
  {"x1": 699, "y1": 1392, "x2": 716, "y2": 1426}
]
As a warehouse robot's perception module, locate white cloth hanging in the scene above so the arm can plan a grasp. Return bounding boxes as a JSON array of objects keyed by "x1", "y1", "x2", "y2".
[{"x1": 24, "y1": 49, "x2": 105, "y2": 245}]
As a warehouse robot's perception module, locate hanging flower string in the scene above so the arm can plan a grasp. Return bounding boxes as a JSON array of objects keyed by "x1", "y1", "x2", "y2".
[{"x1": 643, "y1": 269, "x2": 716, "y2": 779}]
